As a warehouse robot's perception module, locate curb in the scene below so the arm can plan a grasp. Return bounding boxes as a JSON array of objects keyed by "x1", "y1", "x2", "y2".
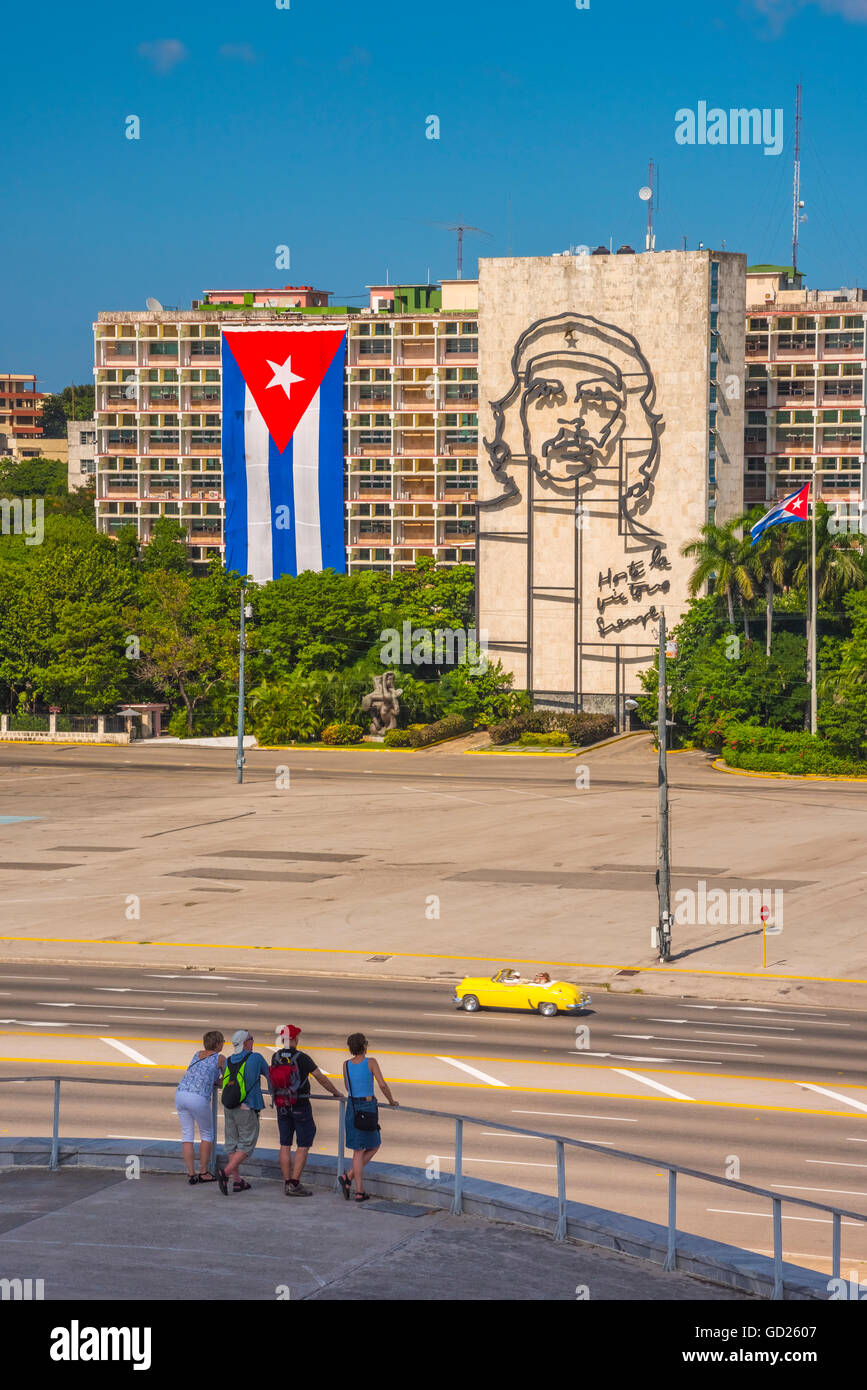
[
  {"x1": 0, "y1": 1138, "x2": 831, "y2": 1301},
  {"x1": 468, "y1": 730, "x2": 649, "y2": 757},
  {"x1": 712, "y1": 757, "x2": 867, "y2": 784}
]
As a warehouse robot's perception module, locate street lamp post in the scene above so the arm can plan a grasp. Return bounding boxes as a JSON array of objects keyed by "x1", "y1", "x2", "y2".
[
  {"x1": 236, "y1": 589, "x2": 252, "y2": 784},
  {"x1": 656, "y1": 611, "x2": 672, "y2": 962}
]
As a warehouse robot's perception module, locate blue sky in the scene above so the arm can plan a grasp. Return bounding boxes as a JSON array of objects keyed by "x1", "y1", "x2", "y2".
[{"x1": 4, "y1": 0, "x2": 867, "y2": 389}]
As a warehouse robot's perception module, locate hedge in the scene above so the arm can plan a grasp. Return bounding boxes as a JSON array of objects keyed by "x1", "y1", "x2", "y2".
[
  {"x1": 488, "y1": 710, "x2": 615, "y2": 746},
  {"x1": 383, "y1": 713, "x2": 473, "y2": 749},
  {"x1": 720, "y1": 722, "x2": 867, "y2": 778},
  {"x1": 320, "y1": 722, "x2": 365, "y2": 746},
  {"x1": 518, "y1": 730, "x2": 570, "y2": 747}
]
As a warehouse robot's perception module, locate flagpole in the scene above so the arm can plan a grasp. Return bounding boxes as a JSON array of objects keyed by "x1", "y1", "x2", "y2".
[{"x1": 810, "y1": 467, "x2": 817, "y2": 736}]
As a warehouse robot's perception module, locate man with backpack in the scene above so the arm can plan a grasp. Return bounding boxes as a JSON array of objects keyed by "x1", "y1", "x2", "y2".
[
  {"x1": 217, "y1": 1029, "x2": 272, "y2": 1195},
  {"x1": 270, "y1": 1024, "x2": 343, "y2": 1196}
]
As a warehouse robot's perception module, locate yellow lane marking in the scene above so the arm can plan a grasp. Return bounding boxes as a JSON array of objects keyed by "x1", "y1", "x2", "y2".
[
  {"x1": 1, "y1": 1057, "x2": 864, "y2": 1119},
  {"x1": 2, "y1": 1034, "x2": 867, "y2": 1093},
  {"x1": 2, "y1": 937, "x2": 866, "y2": 987}
]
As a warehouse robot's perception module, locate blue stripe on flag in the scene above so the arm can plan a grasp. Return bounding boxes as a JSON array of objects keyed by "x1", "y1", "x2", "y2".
[
  {"x1": 268, "y1": 432, "x2": 297, "y2": 578},
  {"x1": 221, "y1": 337, "x2": 249, "y2": 577},
  {"x1": 317, "y1": 335, "x2": 347, "y2": 574}
]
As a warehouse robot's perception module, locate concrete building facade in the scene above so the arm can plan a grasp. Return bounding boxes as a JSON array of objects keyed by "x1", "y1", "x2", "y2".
[
  {"x1": 744, "y1": 266, "x2": 866, "y2": 529},
  {"x1": 92, "y1": 282, "x2": 478, "y2": 571},
  {"x1": 0, "y1": 372, "x2": 45, "y2": 456},
  {"x1": 476, "y1": 250, "x2": 745, "y2": 710},
  {"x1": 67, "y1": 418, "x2": 97, "y2": 489}
]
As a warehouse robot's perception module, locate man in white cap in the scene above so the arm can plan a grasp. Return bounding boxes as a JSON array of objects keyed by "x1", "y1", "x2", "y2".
[{"x1": 217, "y1": 1029, "x2": 272, "y2": 1195}]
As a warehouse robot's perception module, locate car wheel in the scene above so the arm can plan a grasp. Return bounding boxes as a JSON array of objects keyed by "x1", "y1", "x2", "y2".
[
  {"x1": 462, "y1": 994, "x2": 480, "y2": 1012},
  {"x1": 538, "y1": 1001, "x2": 558, "y2": 1018}
]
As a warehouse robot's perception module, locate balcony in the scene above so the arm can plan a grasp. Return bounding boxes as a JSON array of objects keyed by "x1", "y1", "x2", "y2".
[{"x1": 744, "y1": 439, "x2": 768, "y2": 456}]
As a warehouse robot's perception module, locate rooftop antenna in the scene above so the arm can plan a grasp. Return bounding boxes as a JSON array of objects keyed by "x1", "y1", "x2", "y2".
[
  {"x1": 792, "y1": 82, "x2": 804, "y2": 277},
  {"x1": 638, "y1": 161, "x2": 655, "y2": 251},
  {"x1": 434, "y1": 220, "x2": 492, "y2": 279}
]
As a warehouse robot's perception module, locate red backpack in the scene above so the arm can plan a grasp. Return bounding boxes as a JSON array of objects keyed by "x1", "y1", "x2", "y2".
[{"x1": 270, "y1": 1049, "x2": 302, "y2": 1109}]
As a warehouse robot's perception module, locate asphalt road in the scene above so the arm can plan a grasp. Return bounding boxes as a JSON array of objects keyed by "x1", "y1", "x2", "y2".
[{"x1": 2, "y1": 961, "x2": 866, "y2": 1283}]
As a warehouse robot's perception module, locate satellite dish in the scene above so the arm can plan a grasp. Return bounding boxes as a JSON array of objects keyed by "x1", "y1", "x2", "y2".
[
  {"x1": 123, "y1": 374, "x2": 137, "y2": 400},
  {"x1": 146, "y1": 297, "x2": 164, "y2": 312},
  {"x1": 638, "y1": 186, "x2": 652, "y2": 202}
]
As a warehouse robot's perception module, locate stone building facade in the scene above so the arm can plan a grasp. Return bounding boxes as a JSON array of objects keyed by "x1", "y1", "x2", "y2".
[{"x1": 476, "y1": 250, "x2": 745, "y2": 712}]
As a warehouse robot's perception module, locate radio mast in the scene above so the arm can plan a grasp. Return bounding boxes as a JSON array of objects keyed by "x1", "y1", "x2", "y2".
[{"x1": 792, "y1": 84, "x2": 803, "y2": 277}]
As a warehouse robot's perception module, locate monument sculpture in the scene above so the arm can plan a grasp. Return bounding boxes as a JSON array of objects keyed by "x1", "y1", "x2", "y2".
[{"x1": 361, "y1": 672, "x2": 403, "y2": 734}]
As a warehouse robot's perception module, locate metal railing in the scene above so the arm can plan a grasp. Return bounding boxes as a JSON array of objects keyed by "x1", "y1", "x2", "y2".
[{"x1": 2, "y1": 1074, "x2": 863, "y2": 1300}]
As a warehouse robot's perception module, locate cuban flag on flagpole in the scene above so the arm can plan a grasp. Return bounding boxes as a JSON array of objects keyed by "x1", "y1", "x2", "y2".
[
  {"x1": 221, "y1": 327, "x2": 347, "y2": 582},
  {"x1": 749, "y1": 480, "x2": 811, "y2": 547}
]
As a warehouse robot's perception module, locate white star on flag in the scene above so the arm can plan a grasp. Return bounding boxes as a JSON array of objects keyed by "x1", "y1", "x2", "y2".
[{"x1": 265, "y1": 355, "x2": 305, "y2": 399}]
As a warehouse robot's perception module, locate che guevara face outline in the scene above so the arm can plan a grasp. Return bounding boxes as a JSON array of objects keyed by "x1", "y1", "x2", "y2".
[{"x1": 519, "y1": 352, "x2": 626, "y2": 484}]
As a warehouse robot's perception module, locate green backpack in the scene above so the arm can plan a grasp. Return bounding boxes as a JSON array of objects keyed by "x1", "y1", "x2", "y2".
[{"x1": 221, "y1": 1057, "x2": 248, "y2": 1110}]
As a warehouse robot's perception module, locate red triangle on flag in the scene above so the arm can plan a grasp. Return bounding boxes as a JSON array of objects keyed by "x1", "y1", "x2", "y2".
[{"x1": 222, "y1": 328, "x2": 346, "y2": 453}]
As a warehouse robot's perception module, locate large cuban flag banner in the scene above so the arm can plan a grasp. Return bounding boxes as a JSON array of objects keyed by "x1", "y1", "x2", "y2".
[{"x1": 221, "y1": 326, "x2": 347, "y2": 582}]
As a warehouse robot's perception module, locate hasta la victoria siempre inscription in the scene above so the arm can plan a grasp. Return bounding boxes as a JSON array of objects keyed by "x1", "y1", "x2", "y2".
[{"x1": 482, "y1": 311, "x2": 672, "y2": 645}]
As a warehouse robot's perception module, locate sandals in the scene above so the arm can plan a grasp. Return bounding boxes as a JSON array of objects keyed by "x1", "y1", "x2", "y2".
[
  {"x1": 339, "y1": 1173, "x2": 352, "y2": 1200},
  {"x1": 354, "y1": 1192, "x2": 371, "y2": 1202},
  {"x1": 217, "y1": 1167, "x2": 229, "y2": 1196},
  {"x1": 187, "y1": 1174, "x2": 199, "y2": 1185},
  {"x1": 197, "y1": 1173, "x2": 217, "y2": 1183},
  {"x1": 233, "y1": 1179, "x2": 252, "y2": 1192}
]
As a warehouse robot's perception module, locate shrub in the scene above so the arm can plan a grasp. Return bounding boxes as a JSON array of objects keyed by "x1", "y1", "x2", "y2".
[
  {"x1": 488, "y1": 710, "x2": 615, "y2": 746},
  {"x1": 382, "y1": 729, "x2": 415, "y2": 748},
  {"x1": 519, "y1": 730, "x2": 570, "y2": 747},
  {"x1": 720, "y1": 722, "x2": 867, "y2": 778},
  {"x1": 320, "y1": 722, "x2": 364, "y2": 746}
]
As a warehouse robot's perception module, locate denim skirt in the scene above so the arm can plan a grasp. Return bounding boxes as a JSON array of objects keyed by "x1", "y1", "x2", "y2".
[{"x1": 345, "y1": 1098, "x2": 380, "y2": 1151}]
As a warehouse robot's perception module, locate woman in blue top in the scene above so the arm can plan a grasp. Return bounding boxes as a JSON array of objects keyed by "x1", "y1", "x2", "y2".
[
  {"x1": 339, "y1": 1032, "x2": 398, "y2": 1202},
  {"x1": 175, "y1": 1030, "x2": 225, "y2": 1184}
]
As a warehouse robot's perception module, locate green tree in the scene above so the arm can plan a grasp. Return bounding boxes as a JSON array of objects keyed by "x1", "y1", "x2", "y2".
[
  {"x1": 681, "y1": 516, "x2": 756, "y2": 629},
  {"x1": 139, "y1": 517, "x2": 191, "y2": 573},
  {"x1": 39, "y1": 385, "x2": 96, "y2": 438}
]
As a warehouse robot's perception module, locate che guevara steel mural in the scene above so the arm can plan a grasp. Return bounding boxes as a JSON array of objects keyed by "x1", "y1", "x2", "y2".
[{"x1": 481, "y1": 312, "x2": 672, "y2": 641}]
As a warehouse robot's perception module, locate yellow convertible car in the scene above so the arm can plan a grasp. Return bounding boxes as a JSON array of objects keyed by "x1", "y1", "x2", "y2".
[{"x1": 454, "y1": 968, "x2": 591, "y2": 1018}]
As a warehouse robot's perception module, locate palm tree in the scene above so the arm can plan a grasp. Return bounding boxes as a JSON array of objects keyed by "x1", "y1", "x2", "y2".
[
  {"x1": 681, "y1": 516, "x2": 756, "y2": 630},
  {"x1": 745, "y1": 513, "x2": 790, "y2": 656},
  {"x1": 786, "y1": 504, "x2": 866, "y2": 605}
]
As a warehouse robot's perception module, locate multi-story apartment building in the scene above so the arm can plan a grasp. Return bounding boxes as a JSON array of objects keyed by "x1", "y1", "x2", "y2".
[
  {"x1": 0, "y1": 372, "x2": 45, "y2": 456},
  {"x1": 92, "y1": 280, "x2": 478, "y2": 571},
  {"x1": 67, "y1": 418, "x2": 97, "y2": 489},
  {"x1": 744, "y1": 265, "x2": 866, "y2": 528}
]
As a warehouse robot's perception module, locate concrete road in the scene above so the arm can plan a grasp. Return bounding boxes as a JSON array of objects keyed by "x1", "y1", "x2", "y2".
[
  {"x1": 0, "y1": 737, "x2": 865, "y2": 1004},
  {"x1": 2, "y1": 961, "x2": 866, "y2": 1284}
]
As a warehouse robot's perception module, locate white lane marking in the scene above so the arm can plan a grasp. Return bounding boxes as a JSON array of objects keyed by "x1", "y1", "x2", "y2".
[
  {"x1": 436, "y1": 1056, "x2": 508, "y2": 1087},
  {"x1": 805, "y1": 1159, "x2": 867, "y2": 1170},
  {"x1": 802, "y1": 1084, "x2": 867, "y2": 1114},
  {"x1": 577, "y1": 1051, "x2": 722, "y2": 1065},
  {"x1": 34, "y1": 1002, "x2": 79, "y2": 1008},
  {"x1": 372, "y1": 1029, "x2": 478, "y2": 1038},
  {"x1": 95, "y1": 988, "x2": 220, "y2": 996},
  {"x1": 775, "y1": 1185, "x2": 867, "y2": 1198},
  {"x1": 99, "y1": 1037, "x2": 154, "y2": 1065},
  {"x1": 0, "y1": 1019, "x2": 68, "y2": 1027},
  {"x1": 482, "y1": 1130, "x2": 614, "y2": 1145},
  {"x1": 401, "y1": 784, "x2": 485, "y2": 805},
  {"x1": 650, "y1": 1017, "x2": 795, "y2": 1032},
  {"x1": 684, "y1": 1004, "x2": 830, "y2": 1018},
  {"x1": 144, "y1": 974, "x2": 269, "y2": 982},
  {"x1": 614, "y1": 1034, "x2": 759, "y2": 1048},
  {"x1": 847, "y1": 1138, "x2": 867, "y2": 1143},
  {"x1": 613, "y1": 1069, "x2": 694, "y2": 1101},
  {"x1": 0, "y1": 975, "x2": 71, "y2": 982},
  {"x1": 513, "y1": 1109, "x2": 638, "y2": 1122},
  {"x1": 707, "y1": 1208, "x2": 864, "y2": 1227}
]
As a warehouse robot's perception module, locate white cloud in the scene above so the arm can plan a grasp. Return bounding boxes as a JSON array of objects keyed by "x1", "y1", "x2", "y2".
[
  {"x1": 138, "y1": 40, "x2": 188, "y2": 74},
  {"x1": 218, "y1": 43, "x2": 258, "y2": 64}
]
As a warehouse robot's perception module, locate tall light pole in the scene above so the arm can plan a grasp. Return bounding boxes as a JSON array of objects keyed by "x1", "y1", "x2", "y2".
[
  {"x1": 236, "y1": 588, "x2": 252, "y2": 784},
  {"x1": 656, "y1": 611, "x2": 672, "y2": 962}
]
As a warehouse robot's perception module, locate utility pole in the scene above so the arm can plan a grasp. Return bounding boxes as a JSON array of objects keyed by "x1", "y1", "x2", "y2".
[
  {"x1": 236, "y1": 587, "x2": 250, "y2": 784},
  {"x1": 656, "y1": 611, "x2": 672, "y2": 962}
]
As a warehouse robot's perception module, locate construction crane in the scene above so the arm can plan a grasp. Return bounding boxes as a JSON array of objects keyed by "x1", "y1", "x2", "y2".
[{"x1": 433, "y1": 221, "x2": 492, "y2": 279}]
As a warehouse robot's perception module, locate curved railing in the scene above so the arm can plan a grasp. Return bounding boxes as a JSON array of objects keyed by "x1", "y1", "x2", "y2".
[{"x1": 2, "y1": 1073, "x2": 862, "y2": 1300}]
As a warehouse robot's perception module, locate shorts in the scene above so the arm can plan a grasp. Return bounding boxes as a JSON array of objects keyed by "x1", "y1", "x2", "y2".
[
  {"x1": 224, "y1": 1105, "x2": 260, "y2": 1155},
  {"x1": 175, "y1": 1090, "x2": 214, "y2": 1143},
  {"x1": 277, "y1": 1102, "x2": 316, "y2": 1150}
]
